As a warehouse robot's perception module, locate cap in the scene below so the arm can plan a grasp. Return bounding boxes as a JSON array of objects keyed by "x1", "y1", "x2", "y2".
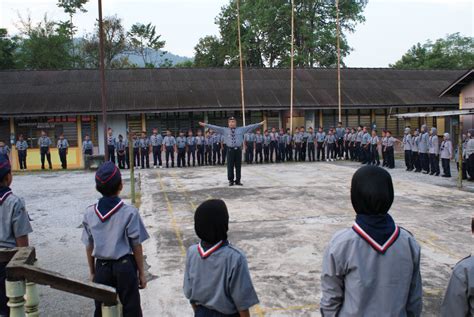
[{"x1": 95, "y1": 161, "x2": 121, "y2": 187}]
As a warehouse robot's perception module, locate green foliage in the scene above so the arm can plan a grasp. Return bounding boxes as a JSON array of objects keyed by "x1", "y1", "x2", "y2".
[
  {"x1": 391, "y1": 33, "x2": 474, "y2": 69},
  {"x1": 174, "y1": 60, "x2": 194, "y2": 68},
  {"x1": 0, "y1": 29, "x2": 17, "y2": 69},
  {"x1": 57, "y1": 0, "x2": 88, "y2": 15},
  {"x1": 194, "y1": 0, "x2": 367, "y2": 68},
  {"x1": 128, "y1": 22, "x2": 166, "y2": 67}
]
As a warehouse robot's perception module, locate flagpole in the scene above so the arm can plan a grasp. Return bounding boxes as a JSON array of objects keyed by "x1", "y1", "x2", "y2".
[
  {"x1": 336, "y1": 0, "x2": 342, "y2": 123},
  {"x1": 98, "y1": 0, "x2": 108, "y2": 159},
  {"x1": 290, "y1": 0, "x2": 295, "y2": 133},
  {"x1": 237, "y1": 0, "x2": 246, "y2": 126}
]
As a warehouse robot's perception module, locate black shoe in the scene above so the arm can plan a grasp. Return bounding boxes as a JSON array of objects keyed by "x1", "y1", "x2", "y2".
[
  {"x1": 422, "y1": 171, "x2": 429, "y2": 174},
  {"x1": 415, "y1": 169, "x2": 421, "y2": 173},
  {"x1": 235, "y1": 181, "x2": 243, "y2": 186},
  {"x1": 229, "y1": 181, "x2": 234, "y2": 186},
  {"x1": 442, "y1": 175, "x2": 451, "y2": 178},
  {"x1": 435, "y1": 172, "x2": 440, "y2": 176}
]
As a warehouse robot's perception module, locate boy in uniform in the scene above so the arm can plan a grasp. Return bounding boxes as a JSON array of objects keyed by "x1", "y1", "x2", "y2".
[
  {"x1": 355, "y1": 126, "x2": 363, "y2": 162},
  {"x1": 263, "y1": 130, "x2": 271, "y2": 163},
  {"x1": 269, "y1": 128, "x2": 278, "y2": 163},
  {"x1": 244, "y1": 132, "x2": 255, "y2": 164},
  {"x1": 385, "y1": 131, "x2": 398, "y2": 169},
  {"x1": 106, "y1": 128, "x2": 116, "y2": 164},
  {"x1": 132, "y1": 133, "x2": 140, "y2": 168},
  {"x1": 0, "y1": 142, "x2": 10, "y2": 161},
  {"x1": 116, "y1": 135, "x2": 127, "y2": 169},
  {"x1": 301, "y1": 127, "x2": 308, "y2": 161},
  {"x1": 150, "y1": 128, "x2": 163, "y2": 168},
  {"x1": 293, "y1": 128, "x2": 303, "y2": 162},
  {"x1": 139, "y1": 131, "x2": 150, "y2": 169},
  {"x1": 183, "y1": 199, "x2": 259, "y2": 316},
  {"x1": 57, "y1": 133, "x2": 69, "y2": 169},
  {"x1": 82, "y1": 162, "x2": 149, "y2": 316},
  {"x1": 285, "y1": 128, "x2": 293, "y2": 162},
  {"x1": 428, "y1": 127, "x2": 440, "y2": 176},
  {"x1": 0, "y1": 156, "x2": 33, "y2": 316},
  {"x1": 403, "y1": 128, "x2": 413, "y2": 171},
  {"x1": 163, "y1": 130, "x2": 177, "y2": 168},
  {"x1": 212, "y1": 132, "x2": 222, "y2": 166},
  {"x1": 412, "y1": 130, "x2": 421, "y2": 172},
  {"x1": 205, "y1": 131, "x2": 213, "y2": 166},
  {"x1": 343, "y1": 128, "x2": 351, "y2": 160},
  {"x1": 350, "y1": 128, "x2": 357, "y2": 161},
  {"x1": 370, "y1": 129, "x2": 380, "y2": 166},
  {"x1": 277, "y1": 128, "x2": 286, "y2": 163},
  {"x1": 320, "y1": 166, "x2": 422, "y2": 316},
  {"x1": 196, "y1": 130, "x2": 205, "y2": 166},
  {"x1": 16, "y1": 134, "x2": 28, "y2": 170},
  {"x1": 360, "y1": 126, "x2": 371, "y2": 164},
  {"x1": 316, "y1": 127, "x2": 326, "y2": 162},
  {"x1": 221, "y1": 133, "x2": 227, "y2": 165},
  {"x1": 440, "y1": 133, "x2": 453, "y2": 178},
  {"x1": 335, "y1": 122, "x2": 345, "y2": 160},
  {"x1": 325, "y1": 130, "x2": 336, "y2": 162},
  {"x1": 419, "y1": 125, "x2": 430, "y2": 174},
  {"x1": 176, "y1": 131, "x2": 187, "y2": 168},
  {"x1": 83, "y1": 134, "x2": 94, "y2": 156},
  {"x1": 306, "y1": 127, "x2": 315, "y2": 162},
  {"x1": 38, "y1": 130, "x2": 53, "y2": 169},
  {"x1": 187, "y1": 130, "x2": 197, "y2": 167},
  {"x1": 254, "y1": 129, "x2": 264, "y2": 164}
]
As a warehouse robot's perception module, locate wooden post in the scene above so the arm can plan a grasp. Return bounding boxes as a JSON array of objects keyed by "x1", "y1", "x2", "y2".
[
  {"x1": 25, "y1": 280, "x2": 40, "y2": 317},
  {"x1": 101, "y1": 303, "x2": 120, "y2": 317},
  {"x1": 128, "y1": 117, "x2": 136, "y2": 205},
  {"x1": 77, "y1": 116, "x2": 83, "y2": 168},
  {"x1": 6, "y1": 280, "x2": 26, "y2": 317},
  {"x1": 458, "y1": 93, "x2": 463, "y2": 189},
  {"x1": 319, "y1": 109, "x2": 323, "y2": 128},
  {"x1": 236, "y1": 0, "x2": 246, "y2": 126},
  {"x1": 141, "y1": 113, "x2": 146, "y2": 132},
  {"x1": 336, "y1": 0, "x2": 342, "y2": 123},
  {"x1": 98, "y1": 0, "x2": 109, "y2": 159},
  {"x1": 290, "y1": 0, "x2": 295, "y2": 134}
]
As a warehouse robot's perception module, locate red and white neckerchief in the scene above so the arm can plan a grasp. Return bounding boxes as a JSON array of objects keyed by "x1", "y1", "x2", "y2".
[
  {"x1": 352, "y1": 222, "x2": 400, "y2": 254},
  {"x1": 197, "y1": 240, "x2": 225, "y2": 259},
  {"x1": 94, "y1": 199, "x2": 124, "y2": 222},
  {"x1": 0, "y1": 190, "x2": 12, "y2": 204}
]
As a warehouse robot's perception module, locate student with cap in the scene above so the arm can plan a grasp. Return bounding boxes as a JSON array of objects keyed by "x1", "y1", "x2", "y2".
[
  {"x1": 176, "y1": 131, "x2": 187, "y2": 168},
  {"x1": 139, "y1": 131, "x2": 151, "y2": 169},
  {"x1": 428, "y1": 127, "x2": 440, "y2": 176},
  {"x1": 82, "y1": 134, "x2": 94, "y2": 156},
  {"x1": 412, "y1": 129, "x2": 421, "y2": 173},
  {"x1": 183, "y1": 199, "x2": 259, "y2": 316},
  {"x1": 132, "y1": 133, "x2": 141, "y2": 168},
  {"x1": 465, "y1": 129, "x2": 474, "y2": 181},
  {"x1": 106, "y1": 128, "x2": 116, "y2": 164},
  {"x1": 82, "y1": 161, "x2": 149, "y2": 316},
  {"x1": 16, "y1": 134, "x2": 28, "y2": 170},
  {"x1": 205, "y1": 130, "x2": 213, "y2": 166},
  {"x1": 403, "y1": 127, "x2": 413, "y2": 171},
  {"x1": 306, "y1": 127, "x2": 315, "y2": 162},
  {"x1": 57, "y1": 133, "x2": 69, "y2": 169},
  {"x1": 263, "y1": 130, "x2": 271, "y2": 163},
  {"x1": 38, "y1": 130, "x2": 53, "y2": 169},
  {"x1": 254, "y1": 129, "x2": 264, "y2": 164},
  {"x1": 335, "y1": 122, "x2": 345, "y2": 160},
  {"x1": 212, "y1": 131, "x2": 222, "y2": 166},
  {"x1": 199, "y1": 117, "x2": 264, "y2": 186},
  {"x1": 243, "y1": 132, "x2": 255, "y2": 164},
  {"x1": 440, "y1": 133, "x2": 453, "y2": 178},
  {"x1": 150, "y1": 128, "x2": 163, "y2": 168},
  {"x1": 320, "y1": 165, "x2": 422, "y2": 316},
  {"x1": 0, "y1": 155, "x2": 33, "y2": 316},
  {"x1": 196, "y1": 130, "x2": 205, "y2": 167},
  {"x1": 285, "y1": 128, "x2": 293, "y2": 161},
  {"x1": 162, "y1": 130, "x2": 177, "y2": 168},
  {"x1": 316, "y1": 127, "x2": 326, "y2": 162},
  {"x1": 187, "y1": 130, "x2": 197, "y2": 167},
  {"x1": 419, "y1": 125, "x2": 430, "y2": 174},
  {"x1": 116, "y1": 134, "x2": 127, "y2": 169}
]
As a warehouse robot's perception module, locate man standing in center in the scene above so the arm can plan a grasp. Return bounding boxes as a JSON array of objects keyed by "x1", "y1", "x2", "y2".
[{"x1": 200, "y1": 118, "x2": 264, "y2": 186}]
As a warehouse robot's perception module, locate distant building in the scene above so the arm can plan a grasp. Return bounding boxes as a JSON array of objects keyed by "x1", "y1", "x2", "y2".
[{"x1": 0, "y1": 68, "x2": 463, "y2": 170}]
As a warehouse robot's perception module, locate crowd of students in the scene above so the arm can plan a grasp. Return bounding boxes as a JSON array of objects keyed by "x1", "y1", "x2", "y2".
[{"x1": 0, "y1": 156, "x2": 472, "y2": 316}]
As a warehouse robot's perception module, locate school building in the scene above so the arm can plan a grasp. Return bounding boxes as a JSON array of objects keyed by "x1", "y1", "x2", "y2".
[{"x1": 0, "y1": 67, "x2": 465, "y2": 170}]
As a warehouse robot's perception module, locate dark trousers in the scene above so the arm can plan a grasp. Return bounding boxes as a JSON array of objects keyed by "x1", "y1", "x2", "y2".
[
  {"x1": 245, "y1": 144, "x2": 254, "y2": 164},
  {"x1": 94, "y1": 255, "x2": 142, "y2": 317},
  {"x1": 469, "y1": 154, "x2": 474, "y2": 179},
  {"x1": 327, "y1": 143, "x2": 336, "y2": 159},
  {"x1": 213, "y1": 144, "x2": 221, "y2": 165},
  {"x1": 317, "y1": 142, "x2": 325, "y2": 161},
  {"x1": 349, "y1": 143, "x2": 355, "y2": 160},
  {"x1": 263, "y1": 145, "x2": 270, "y2": 163},
  {"x1": 187, "y1": 145, "x2": 196, "y2": 166},
  {"x1": 166, "y1": 146, "x2": 175, "y2": 168},
  {"x1": 295, "y1": 143, "x2": 302, "y2": 161},
  {"x1": 355, "y1": 142, "x2": 361, "y2": 161},
  {"x1": 117, "y1": 151, "x2": 126, "y2": 169},
  {"x1": 177, "y1": 148, "x2": 186, "y2": 167},
  {"x1": 125, "y1": 148, "x2": 130, "y2": 169},
  {"x1": 18, "y1": 150, "x2": 27, "y2": 169},
  {"x1": 222, "y1": 145, "x2": 227, "y2": 164},
  {"x1": 405, "y1": 150, "x2": 413, "y2": 170},
  {"x1": 429, "y1": 154, "x2": 440, "y2": 174},
  {"x1": 301, "y1": 142, "x2": 307, "y2": 161},
  {"x1": 205, "y1": 146, "x2": 212, "y2": 165},
  {"x1": 386, "y1": 146, "x2": 395, "y2": 168},
  {"x1": 269, "y1": 141, "x2": 277, "y2": 162},
  {"x1": 286, "y1": 144, "x2": 293, "y2": 161},
  {"x1": 308, "y1": 143, "x2": 315, "y2": 161},
  {"x1": 370, "y1": 144, "x2": 380, "y2": 165},
  {"x1": 420, "y1": 153, "x2": 430, "y2": 173},
  {"x1": 59, "y1": 148, "x2": 67, "y2": 169},
  {"x1": 278, "y1": 143, "x2": 286, "y2": 162},
  {"x1": 195, "y1": 305, "x2": 239, "y2": 317},
  {"x1": 153, "y1": 146, "x2": 162, "y2": 167},
  {"x1": 84, "y1": 149, "x2": 93, "y2": 156},
  {"x1": 344, "y1": 142, "x2": 349, "y2": 159},
  {"x1": 0, "y1": 262, "x2": 8, "y2": 316},
  {"x1": 412, "y1": 152, "x2": 421, "y2": 171},
  {"x1": 442, "y1": 158, "x2": 451, "y2": 177},
  {"x1": 255, "y1": 144, "x2": 263, "y2": 163},
  {"x1": 227, "y1": 148, "x2": 242, "y2": 183},
  {"x1": 197, "y1": 145, "x2": 204, "y2": 166},
  {"x1": 140, "y1": 149, "x2": 150, "y2": 169},
  {"x1": 133, "y1": 149, "x2": 140, "y2": 167},
  {"x1": 40, "y1": 147, "x2": 52, "y2": 169},
  {"x1": 457, "y1": 161, "x2": 468, "y2": 179},
  {"x1": 107, "y1": 145, "x2": 116, "y2": 163},
  {"x1": 361, "y1": 145, "x2": 369, "y2": 164},
  {"x1": 337, "y1": 139, "x2": 344, "y2": 158}
]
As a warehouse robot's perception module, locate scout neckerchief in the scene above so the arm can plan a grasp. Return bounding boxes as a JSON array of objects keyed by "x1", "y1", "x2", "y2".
[
  {"x1": 197, "y1": 240, "x2": 227, "y2": 259},
  {"x1": 94, "y1": 196, "x2": 124, "y2": 222},
  {"x1": 0, "y1": 186, "x2": 12, "y2": 205},
  {"x1": 353, "y1": 214, "x2": 400, "y2": 254}
]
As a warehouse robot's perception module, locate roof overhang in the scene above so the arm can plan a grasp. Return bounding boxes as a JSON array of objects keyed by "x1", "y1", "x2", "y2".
[
  {"x1": 391, "y1": 109, "x2": 474, "y2": 118},
  {"x1": 439, "y1": 69, "x2": 474, "y2": 97}
]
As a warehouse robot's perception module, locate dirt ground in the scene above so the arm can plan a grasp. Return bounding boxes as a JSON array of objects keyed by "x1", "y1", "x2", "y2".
[{"x1": 8, "y1": 159, "x2": 474, "y2": 316}]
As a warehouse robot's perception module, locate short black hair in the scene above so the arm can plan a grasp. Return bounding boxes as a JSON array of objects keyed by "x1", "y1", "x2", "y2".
[
  {"x1": 96, "y1": 179, "x2": 122, "y2": 197},
  {"x1": 0, "y1": 171, "x2": 11, "y2": 185}
]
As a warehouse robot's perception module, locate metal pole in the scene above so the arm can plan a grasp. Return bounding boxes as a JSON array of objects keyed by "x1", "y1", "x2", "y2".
[
  {"x1": 458, "y1": 93, "x2": 463, "y2": 189},
  {"x1": 290, "y1": 0, "x2": 295, "y2": 133},
  {"x1": 336, "y1": 0, "x2": 342, "y2": 123},
  {"x1": 236, "y1": 0, "x2": 246, "y2": 126},
  {"x1": 128, "y1": 121, "x2": 136, "y2": 205},
  {"x1": 98, "y1": 0, "x2": 108, "y2": 159}
]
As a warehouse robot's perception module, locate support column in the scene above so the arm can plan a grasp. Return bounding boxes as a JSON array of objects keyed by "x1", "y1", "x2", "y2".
[
  {"x1": 6, "y1": 280, "x2": 26, "y2": 317},
  {"x1": 319, "y1": 110, "x2": 323, "y2": 128},
  {"x1": 9, "y1": 118, "x2": 19, "y2": 170},
  {"x1": 263, "y1": 112, "x2": 268, "y2": 131},
  {"x1": 370, "y1": 109, "x2": 375, "y2": 129},
  {"x1": 141, "y1": 113, "x2": 146, "y2": 132},
  {"x1": 278, "y1": 111, "x2": 283, "y2": 129},
  {"x1": 77, "y1": 116, "x2": 83, "y2": 168}
]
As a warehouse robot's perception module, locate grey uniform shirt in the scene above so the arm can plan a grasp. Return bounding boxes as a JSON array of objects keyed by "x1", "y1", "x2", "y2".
[
  {"x1": 139, "y1": 137, "x2": 150, "y2": 149},
  {"x1": 356, "y1": 131, "x2": 363, "y2": 142},
  {"x1": 325, "y1": 135, "x2": 336, "y2": 144},
  {"x1": 150, "y1": 134, "x2": 163, "y2": 147},
  {"x1": 429, "y1": 135, "x2": 439, "y2": 155},
  {"x1": 16, "y1": 141, "x2": 28, "y2": 151},
  {"x1": 204, "y1": 123, "x2": 262, "y2": 149},
  {"x1": 106, "y1": 135, "x2": 116, "y2": 147},
  {"x1": 387, "y1": 136, "x2": 396, "y2": 147},
  {"x1": 263, "y1": 135, "x2": 271, "y2": 146},
  {"x1": 371, "y1": 135, "x2": 379, "y2": 145},
  {"x1": 285, "y1": 134, "x2": 292, "y2": 145},
  {"x1": 419, "y1": 132, "x2": 429, "y2": 153},
  {"x1": 306, "y1": 133, "x2": 315, "y2": 143},
  {"x1": 361, "y1": 133, "x2": 370, "y2": 145},
  {"x1": 187, "y1": 136, "x2": 196, "y2": 146},
  {"x1": 0, "y1": 146, "x2": 10, "y2": 157},
  {"x1": 116, "y1": 140, "x2": 127, "y2": 152},
  {"x1": 403, "y1": 135, "x2": 413, "y2": 151},
  {"x1": 441, "y1": 255, "x2": 474, "y2": 317},
  {"x1": 440, "y1": 140, "x2": 453, "y2": 159},
  {"x1": 196, "y1": 136, "x2": 204, "y2": 146},
  {"x1": 321, "y1": 227, "x2": 422, "y2": 317},
  {"x1": 38, "y1": 136, "x2": 52, "y2": 148},
  {"x1": 57, "y1": 139, "x2": 69, "y2": 149},
  {"x1": 176, "y1": 137, "x2": 187, "y2": 149},
  {"x1": 183, "y1": 243, "x2": 259, "y2": 314},
  {"x1": 412, "y1": 136, "x2": 419, "y2": 152},
  {"x1": 81, "y1": 202, "x2": 149, "y2": 260},
  {"x1": 163, "y1": 136, "x2": 176, "y2": 147},
  {"x1": 316, "y1": 132, "x2": 326, "y2": 143},
  {"x1": 335, "y1": 128, "x2": 345, "y2": 140},
  {"x1": 255, "y1": 134, "x2": 263, "y2": 144},
  {"x1": 0, "y1": 192, "x2": 33, "y2": 248},
  {"x1": 467, "y1": 139, "x2": 474, "y2": 156},
  {"x1": 82, "y1": 140, "x2": 93, "y2": 152},
  {"x1": 294, "y1": 133, "x2": 304, "y2": 143}
]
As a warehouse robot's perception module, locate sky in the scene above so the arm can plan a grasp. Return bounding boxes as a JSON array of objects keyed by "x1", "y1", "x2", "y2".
[{"x1": 0, "y1": 0, "x2": 472, "y2": 67}]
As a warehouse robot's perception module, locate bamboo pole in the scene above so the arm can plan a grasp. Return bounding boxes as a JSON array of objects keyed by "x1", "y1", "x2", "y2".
[
  {"x1": 290, "y1": 0, "x2": 295, "y2": 133},
  {"x1": 128, "y1": 119, "x2": 136, "y2": 205},
  {"x1": 336, "y1": 0, "x2": 342, "y2": 123},
  {"x1": 98, "y1": 0, "x2": 109, "y2": 159},
  {"x1": 236, "y1": 0, "x2": 246, "y2": 126},
  {"x1": 458, "y1": 93, "x2": 463, "y2": 189}
]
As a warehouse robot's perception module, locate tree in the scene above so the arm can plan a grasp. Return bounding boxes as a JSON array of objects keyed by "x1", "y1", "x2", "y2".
[
  {"x1": 391, "y1": 33, "x2": 474, "y2": 69},
  {"x1": 0, "y1": 29, "x2": 17, "y2": 69},
  {"x1": 174, "y1": 60, "x2": 194, "y2": 68},
  {"x1": 128, "y1": 22, "x2": 166, "y2": 68},
  {"x1": 15, "y1": 14, "x2": 73, "y2": 69},
  {"x1": 194, "y1": 0, "x2": 367, "y2": 68},
  {"x1": 193, "y1": 35, "x2": 225, "y2": 67},
  {"x1": 79, "y1": 15, "x2": 129, "y2": 68}
]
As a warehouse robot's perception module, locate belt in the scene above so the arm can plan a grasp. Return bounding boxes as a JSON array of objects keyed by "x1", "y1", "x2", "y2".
[
  {"x1": 96, "y1": 254, "x2": 133, "y2": 264},
  {"x1": 229, "y1": 147, "x2": 241, "y2": 150}
]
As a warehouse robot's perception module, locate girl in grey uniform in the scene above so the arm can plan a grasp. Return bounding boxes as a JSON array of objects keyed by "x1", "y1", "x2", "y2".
[
  {"x1": 184, "y1": 199, "x2": 259, "y2": 316},
  {"x1": 321, "y1": 166, "x2": 422, "y2": 317},
  {"x1": 428, "y1": 127, "x2": 440, "y2": 176},
  {"x1": 57, "y1": 133, "x2": 69, "y2": 169},
  {"x1": 440, "y1": 133, "x2": 453, "y2": 178},
  {"x1": 412, "y1": 130, "x2": 421, "y2": 173},
  {"x1": 16, "y1": 134, "x2": 28, "y2": 170}
]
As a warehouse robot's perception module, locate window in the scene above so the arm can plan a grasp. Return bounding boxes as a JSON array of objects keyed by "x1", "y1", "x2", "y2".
[{"x1": 15, "y1": 116, "x2": 79, "y2": 147}]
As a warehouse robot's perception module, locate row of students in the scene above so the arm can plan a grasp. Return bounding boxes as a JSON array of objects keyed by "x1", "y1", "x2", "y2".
[{"x1": 1, "y1": 158, "x2": 472, "y2": 316}]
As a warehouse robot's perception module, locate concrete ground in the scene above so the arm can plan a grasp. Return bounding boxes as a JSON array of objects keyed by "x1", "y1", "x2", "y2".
[{"x1": 8, "y1": 159, "x2": 474, "y2": 316}]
